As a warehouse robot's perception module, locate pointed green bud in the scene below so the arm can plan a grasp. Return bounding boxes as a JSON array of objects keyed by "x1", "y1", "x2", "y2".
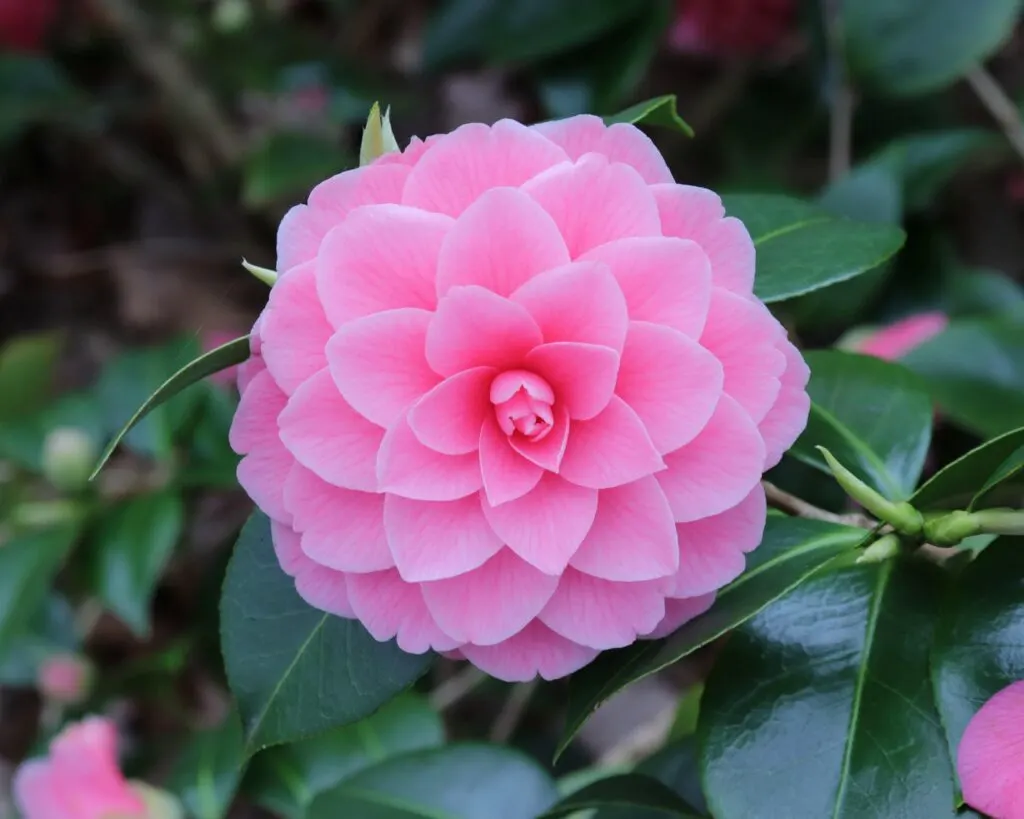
[
  {"x1": 360, "y1": 101, "x2": 400, "y2": 166},
  {"x1": 817, "y1": 447, "x2": 924, "y2": 535},
  {"x1": 856, "y1": 533, "x2": 902, "y2": 564},
  {"x1": 970, "y1": 508, "x2": 1024, "y2": 537},
  {"x1": 242, "y1": 258, "x2": 277, "y2": 286},
  {"x1": 923, "y1": 510, "x2": 982, "y2": 546}
]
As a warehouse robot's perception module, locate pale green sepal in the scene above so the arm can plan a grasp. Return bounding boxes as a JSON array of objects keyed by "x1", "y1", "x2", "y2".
[
  {"x1": 817, "y1": 446, "x2": 924, "y2": 536},
  {"x1": 360, "y1": 101, "x2": 400, "y2": 166},
  {"x1": 856, "y1": 533, "x2": 902, "y2": 564},
  {"x1": 241, "y1": 259, "x2": 277, "y2": 286}
]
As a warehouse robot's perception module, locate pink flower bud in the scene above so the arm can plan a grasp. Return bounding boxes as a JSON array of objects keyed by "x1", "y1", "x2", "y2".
[
  {"x1": 669, "y1": 0, "x2": 795, "y2": 57},
  {"x1": 852, "y1": 311, "x2": 948, "y2": 361},
  {"x1": 38, "y1": 654, "x2": 92, "y2": 704},
  {"x1": 0, "y1": 0, "x2": 58, "y2": 51}
]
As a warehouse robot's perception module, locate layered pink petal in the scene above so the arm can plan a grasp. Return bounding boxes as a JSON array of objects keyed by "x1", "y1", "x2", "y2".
[
  {"x1": 294, "y1": 563, "x2": 355, "y2": 618},
  {"x1": 479, "y1": 417, "x2": 544, "y2": 506},
  {"x1": 532, "y1": 115, "x2": 674, "y2": 184},
  {"x1": 524, "y1": 154, "x2": 662, "y2": 257},
  {"x1": 570, "y1": 476, "x2": 679, "y2": 582},
  {"x1": 672, "y1": 485, "x2": 766, "y2": 597},
  {"x1": 701, "y1": 288, "x2": 786, "y2": 424},
  {"x1": 581, "y1": 237, "x2": 712, "y2": 338},
  {"x1": 559, "y1": 396, "x2": 665, "y2": 489},
  {"x1": 482, "y1": 473, "x2": 598, "y2": 575},
  {"x1": 285, "y1": 465, "x2": 391, "y2": 573},
  {"x1": 403, "y1": 119, "x2": 569, "y2": 217},
  {"x1": 384, "y1": 493, "x2": 503, "y2": 582},
  {"x1": 271, "y1": 520, "x2": 306, "y2": 577},
  {"x1": 408, "y1": 367, "x2": 494, "y2": 455},
  {"x1": 958, "y1": 680, "x2": 1024, "y2": 819},
  {"x1": 316, "y1": 204, "x2": 452, "y2": 328},
  {"x1": 426, "y1": 286, "x2": 543, "y2": 376},
  {"x1": 377, "y1": 412, "x2": 483, "y2": 501},
  {"x1": 511, "y1": 261, "x2": 628, "y2": 353},
  {"x1": 760, "y1": 337, "x2": 811, "y2": 470},
  {"x1": 435, "y1": 187, "x2": 570, "y2": 298},
  {"x1": 509, "y1": 404, "x2": 571, "y2": 472},
  {"x1": 525, "y1": 342, "x2": 619, "y2": 421},
  {"x1": 421, "y1": 549, "x2": 559, "y2": 645},
  {"x1": 643, "y1": 593, "x2": 716, "y2": 640},
  {"x1": 327, "y1": 308, "x2": 440, "y2": 428},
  {"x1": 539, "y1": 570, "x2": 667, "y2": 650},
  {"x1": 657, "y1": 395, "x2": 766, "y2": 523},
  {"x1": 278, "y1": 368, "x2": 383, "y2": 492},
  {"x1": 260, "y1": 260, "x2": 333, "y2": 395},
  {"x1": 460, "y1": 621, "x2": 598, "y2": 682},
  {"x1": 616, "y1": 322, "x2": 723, "y2": 454},
  {"x1": 346, "y1": 570, "x2": 459, "y2": 653}
]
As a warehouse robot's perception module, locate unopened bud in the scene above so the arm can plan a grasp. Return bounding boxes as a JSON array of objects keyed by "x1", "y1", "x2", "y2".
[
  {"x1": 42, "y1": 427, "x2": 97, "y2": 492},
  {"x1": 817, "y1": 447, "x2": 924, "y2": 536},
  {"x1": 923, "y1": 510, "x2": 982, "y2": 546},
  {"x1": 241, "y1": 258, "x2": 277, "y2": 286},
  {"x1": 38, "y1": 653, "x2": 93, "y2": 705},
  {"x1": 856, "y1": 533, "x2": 902, "y2": 564},
  {"x1": 360, "y1": 101, "x2": 400, "y2": 166}
]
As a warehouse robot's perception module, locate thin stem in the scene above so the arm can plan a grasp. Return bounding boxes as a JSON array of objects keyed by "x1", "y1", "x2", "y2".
[
  {"x1": 489, "y1": 680, "x2": 537, "y2": 743},
  {"x1": 966, "y1": 65, "x2": 1024, "y2": 165},
  {"x1": 597, "y1": 703, "x2": 676, "y2": 767},
  {"x1": 762, "y1": 481, "x2": 874, "y2": 529},
  {"x1": 822, "y1": 0, "x2": 853, "y2": 180},
  {"x1": 429, "y1": 666, "x2": 487, "y2": 711}
]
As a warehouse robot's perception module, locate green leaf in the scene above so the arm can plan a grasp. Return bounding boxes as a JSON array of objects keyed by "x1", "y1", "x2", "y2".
[
  {"x1": 243, "y1": 132, "x2": 349, "y2": 207},
  {"x1": 169, "y1": 710, "x2": 246, "y2": 819},
  {"x1": 945, "y1": 268, "x2": 1024, "y2": 319},
  {"x1": 902, "y1": 316, "x2": 1024, "y2": 439},
  {"x1": 557, "y1": 517, "x2": 865, "y2": 758},
  {"x1": 790, "y1": 351, "x2": 933, "y2": 500},
  {"x1": 246, "y1": 694, "x2": 444, "y2": 819},
  {"x1": 90, "y1": 491, "x2": 184, "y2": 637},
  {"x1": 0, "y1": 55, "x2": 81, "y2": 143},
  {"x1": 307, "y1": 744, "x2": 558, "y2": 819},
  {"x1": 844, "y1": 0, "x2": 1022, "y2": 97},
  {"x1": 721, "y1": 194, "x2": 906, "y2": 303},
  {"x1": 0, "y1": 526, "x2": 79, "y2": 661},
  {"x1": 972, "y1": 445, "x2": 1024, "y2": 509},
  {"x1": 912, "y1": 426, "x2": 1024, "y2": 510},
  {"x1": 603, "y1": 94, "x2": 693, "y2": 136},
  {"x1": 700, "y1": 559, "x2": 956, "y2": 819},
  {"x1": 91, "y1": 336, "x2": 249, "y2": 478},
  {"x1": 0, "y1": 596, "x2": 78, "y2": 686},
  {"x1": 220, "y1": 512, "x2": 432, "y2": 756},
  {"x1": 0, "y1": 333, "x2": 60, "y2": 421},
  {"x1": 539, "y1": 774, "x2": 702, "y2": 818},
  {"x1": 931, "y1": 538, "x2": 1024, "y2": 795}
]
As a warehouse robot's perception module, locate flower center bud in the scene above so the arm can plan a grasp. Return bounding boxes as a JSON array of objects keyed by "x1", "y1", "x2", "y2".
[{"x1": 490, "y1": 370, "x2": 555, "y2": 442}]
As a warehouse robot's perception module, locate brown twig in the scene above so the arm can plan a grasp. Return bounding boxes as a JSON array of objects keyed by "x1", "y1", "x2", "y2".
[
  {"x1": 489, "y1": 680, "x2": 537, "y2": 743},
  {"x1": 762, "y1": 480, "x2": 875, "y2": 529},
  {"x1": 822, "y1": 0, "x2": 853, "y2": 181},
  {"x1": 965, "y1": 64, "x2": 1024, "y2": 165}
]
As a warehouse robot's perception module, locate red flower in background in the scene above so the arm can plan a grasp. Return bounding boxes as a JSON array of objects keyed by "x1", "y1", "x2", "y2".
[
  {"x1": 0, "y1": 0, "x2": 57, "y2": 51},
  {"x1": 670, "y1": 0, "x2": 795, "y2": 57}
]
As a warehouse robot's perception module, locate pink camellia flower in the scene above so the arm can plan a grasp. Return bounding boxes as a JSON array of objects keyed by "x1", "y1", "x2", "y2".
[
  {"x1": 670, "y1": 0, "x2": 795, "y2": 57},
  {"x1": 0, "y1": 0, "x2": 57, "y2": 51},
  {"x1": 853, "y1": 311, "x2": 948, "y2": 361},
  {"x1": 14, "y1": 717, "x2": 147, "y2": 818},
  {"x1": 38, "y1": 654, "x2": 92, "y2": 704},
  {"x1": 230, "y1": 114, "x2": 811, "y2": 681},
  {"x1": 958, "y1": 680, "x2": 1024, "y2": 819}
]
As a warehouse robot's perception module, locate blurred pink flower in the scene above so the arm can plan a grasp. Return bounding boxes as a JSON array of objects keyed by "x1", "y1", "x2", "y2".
[
  {"x1": 230, "y1": 114, "x2": 810, "y2": 681},
  {"x1": 0, "y1": 0, "x2": 57, "y2": 51},
  {"x1": 958, "y1": 680, "x2": 1024, "y2": 819},
  {"x1": 670, "y1": 0, "x2": 795, "y2": 57},
  {"x1": 38, "y1": 654, "x2": 91, "y2": 704},
  {"x1": 14, "y1": 717, "x2": 147, "y2": 819},
  {"x1": 853, "y1": 311, "x2": 948, "y2": 361}
]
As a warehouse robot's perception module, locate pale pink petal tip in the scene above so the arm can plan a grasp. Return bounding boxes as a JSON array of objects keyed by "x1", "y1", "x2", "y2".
[
  {"x1": 958, "y1": 680, "x2": 1024, "y2": 819},
  {"x1": 854, "y1": 311, "x2": 948, "y2": 361}
]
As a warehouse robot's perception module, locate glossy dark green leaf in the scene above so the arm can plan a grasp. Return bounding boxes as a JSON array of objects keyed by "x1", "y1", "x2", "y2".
[
  {"x1": 169, "y1": 710, "x2": 246, "y2": 819},
  {"x1": 902, "y1": 317, "x2": 1024, "y2": 439},
  {"x1": 603, "y1": 94, "x2": 693, "y2": 136},
  {"x1": 243, "y1": 132, "x2": 349, "y2": 207},
  {"x1": 0, "y1": 596, "x2": 78, "y2": 686},
  {"x1": 790, "y1": 351, "x2": 933, "y2": 500},
  {"x1": 700, "y1": 559, "x2": 957, "y2": 819},
  {"x1": 844, "y1": 0, "x2": 1021, "y2": 97},
  {"x1": 912, "y1": 426, "x2": 1024, "y2": 510},
  {"x1": 220, "y1": 513, "x2": 432, "y2": 755},
  {"x1": 557, "y1": 517, "x2": 865, "y2": 758},
  {"x1": 246, "y1": 694, "x2": 444, "y2": 819},
  {"x1": 539, "y1": 774, "x2": 702, "y2": 818},
  {"x1": 307, "y1": 744, "x2": 558, "y2": 819},
  {"x1": 91, "y1": 336, "x2": 249, "y2": 477},
  {"x1": 945, "y1": 269, "x2": 1024, "y2": 319},
  {"x1": 721, "y1": 194, "x2": 906, "y2": 303},
  {"x1": 0, "y1": 332, "x2": 60, "y2": 421},
  {"x1": 972, "y1": 445, "x2": 1024, "y2": 509},
  {"x1": 931, "y1": 538, "x2": 1024, "y2": 793},
  {"x1": 91, "y1": 492, "x2": 184, "y2": 637}
]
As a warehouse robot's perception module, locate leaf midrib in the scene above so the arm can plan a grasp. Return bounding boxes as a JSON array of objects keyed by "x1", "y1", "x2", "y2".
[{"x1": 752, "y1": 215, "x2": 831, "y2": 246}]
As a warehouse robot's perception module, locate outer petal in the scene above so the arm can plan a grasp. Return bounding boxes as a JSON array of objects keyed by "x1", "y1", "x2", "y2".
[
  {"x1": 426, "y1": 286, "x2": 543, "y2": 376},
  {"x1": 402, "y1": 119, "x2": 569, "y2": 217},
  {"x1": 642, "y1": 593, "x2": 716, "y2": 640},
  {"x1": 294, "y1": 563, "x2": 355, "y2": 618},
  {"x1": 481, "y1": 472, "x2": 598, "y2": 575},
  {"x1": 271, "y1": 520, "x2": 306, "y2": 577},
  {"x1": 13, "y1": 761, "x2": 69, "y2": 819},
  {"x1": 672, "y1": 484, "x2": 766, "y2": 598},
  {"x1": 384, "y1": 493, "x2": 503, "y2": 582},
  {"x1": 509, "y1": 404, "x2": 571, "y2": 472},
  {"x1": 653, "y1": 184, "x2": 755, "y2": 295},
  {"x1": 316, "y1": 204, "x2": 453, "y2": 328},
  {"x1": 421, "y1": 549, "x2": 559, "y2": 645},
  {"x1": 616, "y1": 321, "x2": 723, "y2": 454},
  {"x1": 525, "y1": 342, "x2": 619, "y2": 421},
  {"x1": 760, "y1": 337, "x2": 811, "y2": 470},
  {"x1": 539, "y1": 569, "x2": 667, "y2": 650},
  {"x1": 408, "y1": 366, "x2": 494, "y2": 455},
  {"x1": 570, "y1": 476, "x2": 679, "y2": 582},
  {"x1": 346, "y1": 570, "x2": 459, "y2": 653},
  {"x1": 958, "y1": 681, "x2": 1024, "y2": 819},
  {"x1": 479, "y1": 417, "x2": 544, "y2": 506},
  {"x1": 657, "y1": 395, "x2": 766, "y2": 523},
  {"x1": 285, "y1": 465, "x2": 391, "y2": 573},
  {"x1": 511, "y1": 261, "x2": 629, "y2": 353},
  {"x1": 327, "y1": 308, "x2": 440, "y2": 429},
  {"x1": 435, "y1": 187, "x2": 571, "y2": 298},
  {"x1": 377, "y1": 412, "x2": 483, "y2": 501},
  {"x1": 523, "y1": 154, "x2": 662, "y2": 257},
  {"x1": 460, "y1": 621, "x2": 598, "y2": 683},
  {"x1": 260, "y1": 260, "x2": 333, "y2": 395},
  {"x1": 559, "y1": 396, "x2": 665, "y2": 489},
  {"x1": 279, "y1": 368, "x2": 383, "y2": 492},
  {"x1": 580, "y1": 237, "x2": 712, "y2": 338},
  {"x1": 700, "y1": 288, "x2": 786, "y2": 424}
]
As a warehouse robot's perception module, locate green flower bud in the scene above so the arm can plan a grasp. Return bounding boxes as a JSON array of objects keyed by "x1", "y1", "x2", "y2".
[
  {"x1": 42, "y1": 426, "x2": 97, "y2": 492},
  {"x1": 360, "y1": 101, "x2": 400, "y2": 166},
  {"x1": 922, "y1": 510, "x2": 982, "y2": 546},
  {"x1": 856, "y1": 533, "x2": 902, "y2": 564},
  {"x1": 817, "y1": 447, "x2": 924, "y2": 536}
]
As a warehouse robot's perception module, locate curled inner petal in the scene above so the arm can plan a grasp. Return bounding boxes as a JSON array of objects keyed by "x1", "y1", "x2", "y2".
[{"x1": 491, "y1": 370, "x2": 556, "y2": 442}]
